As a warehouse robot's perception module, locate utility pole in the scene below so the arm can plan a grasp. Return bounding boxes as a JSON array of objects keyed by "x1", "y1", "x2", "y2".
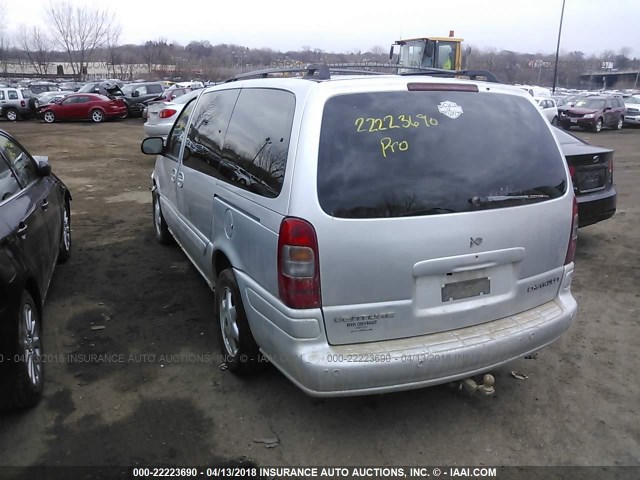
[{"x1": 552, "y1": 0, "x2": 567, "y2": 94}]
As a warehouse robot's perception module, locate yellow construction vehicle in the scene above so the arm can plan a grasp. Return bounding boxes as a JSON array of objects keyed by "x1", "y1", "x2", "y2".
[{"x1": 390, "y1": 31, "x2": 465, "y2": 73}]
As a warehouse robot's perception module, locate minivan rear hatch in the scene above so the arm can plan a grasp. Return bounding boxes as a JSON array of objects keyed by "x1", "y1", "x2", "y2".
[{"x1": 315, "y1": 86, "x2": 571, "y2": 345}]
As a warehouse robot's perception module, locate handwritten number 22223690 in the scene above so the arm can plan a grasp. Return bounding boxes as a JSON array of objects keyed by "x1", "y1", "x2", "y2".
[{"x1": 354, "y1": 114, "x2": 438, "y2": 133}]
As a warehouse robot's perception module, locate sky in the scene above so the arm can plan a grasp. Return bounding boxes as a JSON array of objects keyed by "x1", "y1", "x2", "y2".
[{"x1": 1, "y1": 0, "x2": 639, "y2": 57}]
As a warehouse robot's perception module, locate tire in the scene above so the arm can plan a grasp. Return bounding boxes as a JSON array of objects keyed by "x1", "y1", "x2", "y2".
[
  {"x1": 58, "y1": 201, "x2": 71, "y2": 263},
  {"x1": 43, "y1": 111, "x2": 56, "y2": 123},
  {"x1": 215, "y1": 269, "x2": 265, "y2": 374},
  {"x1": 90, "y1": 109, "x2": 104, "y2": 123},
  {"x1": 5, "y1": 108, "x2": 18, "y2": 122},
  {"x1": 593, "y1": 118, "x2": 603, "y2": 133},
  {"x1": 616, "y1": 117, "x2": 624, "y2": 130},
  {"x1": 152, "y1": 190, "x2": 172, "y2": 244},
  {"x1": 0, "y1": 290, "x2": 44, "y2": 411},
  {"x1": 562, "y1": 123, "x2": 571, "y2": 130},
  {"x1": 551, "y1": 116, "x2": 558, "y2": 126}
]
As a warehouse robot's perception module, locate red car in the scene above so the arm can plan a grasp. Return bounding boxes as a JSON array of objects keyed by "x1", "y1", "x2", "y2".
[{"x1": 39, "y1": 93, "x2": 128, "y2": 123}]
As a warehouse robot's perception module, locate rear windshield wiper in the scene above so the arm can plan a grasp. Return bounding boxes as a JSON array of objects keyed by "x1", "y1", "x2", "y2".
[
  {"x1": 469, "y1": 194, "x2": 550, "y2": 207},
  {"x1": 399, "y1": 207, "x2": 456, "y2": 217}
]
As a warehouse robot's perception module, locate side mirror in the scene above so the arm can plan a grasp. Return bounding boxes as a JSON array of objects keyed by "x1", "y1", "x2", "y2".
[
  {"x1": 33, "y1": 155, "x2": 51, "y2": 177},
  {"x1": 132, "y1": 90, "x2": 140, "y2": 98},
  {"x1": 141, "y1": 137, "x2": 165, "y2": 155}
]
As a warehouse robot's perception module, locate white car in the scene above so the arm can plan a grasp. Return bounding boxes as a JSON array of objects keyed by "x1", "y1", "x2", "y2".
[
  {"x1": 624, "y1": 95, "x2": 640, "y2": 125},
  {"x1": 534, "y1": 97, "x2": 558, "y2": 125},
  {"x1": 144, "y1": 90, "x2": 200, "y2": 138}
]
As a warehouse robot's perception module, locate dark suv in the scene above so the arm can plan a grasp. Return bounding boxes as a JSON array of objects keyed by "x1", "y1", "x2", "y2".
[
  {"x1": 120, "y1": 82, "x2": 165, "y2": 117},
  {"x1": 558, "y1": 95, "x2": 625, "y2": 132}
]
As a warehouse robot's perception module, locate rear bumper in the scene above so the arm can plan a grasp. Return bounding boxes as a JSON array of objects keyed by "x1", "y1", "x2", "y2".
[
  {"x1": 236, "y1": 266, "x2": 577, "y2": 397},
  {"x1": 577, "y1": 187, "x2": 616, "y2": 227},
  {"x1": 144, "y1": 123, "x2": 171, "y2": 138}
]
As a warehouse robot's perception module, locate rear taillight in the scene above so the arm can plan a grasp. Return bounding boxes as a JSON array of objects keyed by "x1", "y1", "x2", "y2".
[
  {"x1": 278, "y1": 217, "x2": 321, "y2": 309},
  {"x1": 564, "y1": 196, "x2": 579, "y2": 265},
  {"x1": 608, "y1": 156, "x2": 614, "y2": 183},
  {"x1": 159, "y1": 108, "x2": 177, "y2": 119},
  {"x1": 568, "y1": 165, "x2": 576, "y2": 189},
  {"x1": 20, "y1": 100, "x2": 25, "y2": 107}
]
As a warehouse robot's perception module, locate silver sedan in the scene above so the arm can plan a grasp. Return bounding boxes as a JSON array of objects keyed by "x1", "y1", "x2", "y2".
[{"x1": 143, "y1": 90, "x2": 200, "y2": 138}]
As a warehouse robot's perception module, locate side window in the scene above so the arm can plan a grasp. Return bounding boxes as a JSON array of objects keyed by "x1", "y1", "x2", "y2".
[
  {"x1": 148, "y1": 85, "x2": 163, "y2": 94},
  {"x1": 605, "y1": 99, "x2": 612, "y2": 109},
  {"x1": 0, "y1": 91, "x2": 4, "y2": 100},
  {"x1": 182, "y1": 89, "x2": 240, "y2": 178},
  {"x1": 0, "y1": 135, "x2": 38, "y2": 187},
  {"x1": 165, "y1": 98, "x2": 198, "y2": 161},
  {"x1": 135, "y1": 86, "x2": 148, "y2": 96},
  {"x1": 0, "y1": 155, "x2": 22, "y2": 202},
  {"x1": 7, "y1": 90, "x2": 18, "y2": 100},
  {"x1": 62, "y1": 97, "x2": 77, "y2": 105},
  {"x1": 221, "y1": 88, "x2": 295, "y2": 197}
]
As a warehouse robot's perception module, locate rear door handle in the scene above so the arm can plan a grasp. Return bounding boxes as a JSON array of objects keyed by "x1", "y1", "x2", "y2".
[
  {"x1": 16, "y1": 222, "x2": 28, "y2": 237},
  {"x1": 170, "y1": 168, "x2": 177, "y2": 183}
]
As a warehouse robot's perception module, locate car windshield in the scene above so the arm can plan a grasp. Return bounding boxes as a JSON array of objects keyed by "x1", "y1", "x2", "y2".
[
  {"x1": 318, "y1": 90, "x2": 567, "y2": 218},
  {"x1": 574, "y1": 99, "x2": 606, "y2": 110}
]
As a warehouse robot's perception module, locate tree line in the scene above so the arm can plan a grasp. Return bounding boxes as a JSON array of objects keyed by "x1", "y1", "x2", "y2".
[{"x1": 0, "y1": 1, "x2": 637, "y2": 88}]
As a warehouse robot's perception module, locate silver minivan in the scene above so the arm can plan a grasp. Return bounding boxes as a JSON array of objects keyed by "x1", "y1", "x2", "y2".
[{"x1": 141, "y1": 70, "x2": 578, "y2": 397}]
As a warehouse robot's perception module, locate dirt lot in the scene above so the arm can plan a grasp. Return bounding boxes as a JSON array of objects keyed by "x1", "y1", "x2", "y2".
[{"x1": 0, "y1": 118, "x2": 638, "y2": 470}]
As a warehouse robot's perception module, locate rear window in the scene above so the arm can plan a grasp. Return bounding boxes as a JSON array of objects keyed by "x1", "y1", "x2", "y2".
[{"x1": 317, "y1": 90, "x2": 567, "y2": 218}]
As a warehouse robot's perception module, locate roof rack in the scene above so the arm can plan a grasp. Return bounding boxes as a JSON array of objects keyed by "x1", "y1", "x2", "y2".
[
  {"x1": 223, "y1": 63, "x2": 501, "y2": 84},
  {"x1": 396, "y1": 67, "x2": 501, "y2": 83}
]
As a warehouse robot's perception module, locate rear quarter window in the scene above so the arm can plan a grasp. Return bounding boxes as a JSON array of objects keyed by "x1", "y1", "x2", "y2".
[
  {"x1": 219, "y1": 88, "x2": 295, "y2": 198},
  {"x1": 318, "y1": 90, "x2": 567, "y2": 218}
]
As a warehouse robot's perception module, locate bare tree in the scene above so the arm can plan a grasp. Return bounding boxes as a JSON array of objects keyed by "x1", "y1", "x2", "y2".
[
  {"x1": 105, "y1": 24, "x2": 121, "y2": 78},
  {"x1": 142, "y1": 39, "x2": 168, "y2": 75},
  {"x1": 16, "y1": 25, "x2": 52, "y2": 75},
  {"x1": 0, "y1": 35, "x2": 10, "y2": 75},
  {"x1": 46, "y1": 1, "x2": 118, "y2": 79},
  {"x1": 0, "y1": 0, "x2": 9, "y2": 74}
]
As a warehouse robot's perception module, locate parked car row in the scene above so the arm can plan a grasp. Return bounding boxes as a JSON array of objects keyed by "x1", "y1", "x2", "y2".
[{"x1": 0, "y1": 79, "x2": 206, "y2": 123}]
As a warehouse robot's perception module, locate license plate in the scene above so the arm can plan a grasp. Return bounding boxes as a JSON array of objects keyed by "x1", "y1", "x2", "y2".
[
  {"x1": 442, "y1": 277, "x2": 490, "y2": 302},
  {"x1": 577, "y1": 170, "x2": 605, "y2": 192},
  {"x1": 570, "y1": 118, "x2": 577, "y2": 123}
]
